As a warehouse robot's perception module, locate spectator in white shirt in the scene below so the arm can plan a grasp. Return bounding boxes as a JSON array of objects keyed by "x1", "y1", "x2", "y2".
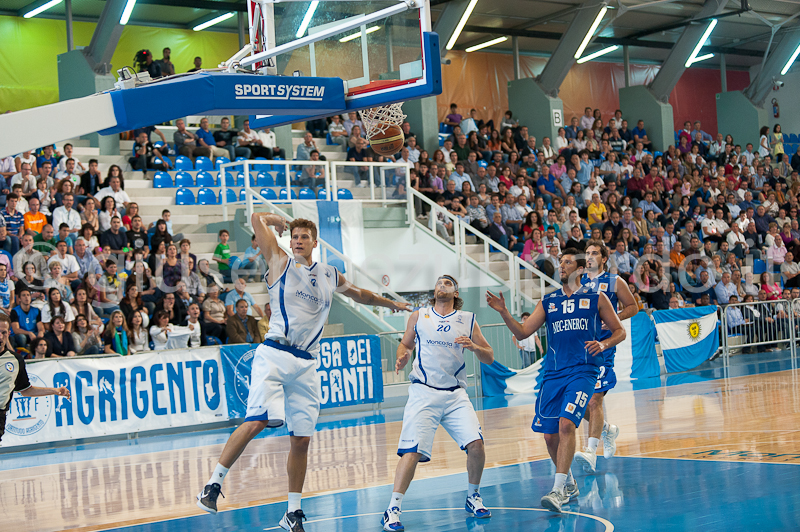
[
  {"x1": 51, "y1": 193, "x2": 82, "y2": 235},
  {"x1": 406, "y1": 137, "x2": 421, "y2": 164},
  {"x1": 92, "y1": 176, "x2": 130, "y2": 215},
  {"x1": 328, "y1": 115, "x2": 348, "y2": 150},
  {"x1": 237, "y1": 119, "x2": 273, "y2": 158},
  {"x1": 0, "y1": 156, "x2": 15, "y2": 180},
  {"x1": 256, "y1": 127, "x2": 286, "y2": 159},
  {"x1": 10, "y1": 163, "x2": 36, "y2": 196},
  {"x1": 57, "y1": 144, "x2": 86, "y2": 173},
  {"x1": 48, "y1": 241, "x2": 80, "y2": 282}
]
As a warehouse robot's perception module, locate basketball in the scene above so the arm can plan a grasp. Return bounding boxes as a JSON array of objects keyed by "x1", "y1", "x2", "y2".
[{"x1": 368, "y1": 124, "x2": 404, "y2": 156}]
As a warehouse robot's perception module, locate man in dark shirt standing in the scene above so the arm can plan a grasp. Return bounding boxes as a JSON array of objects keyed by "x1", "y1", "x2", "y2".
[
  {"x1": 127, "y1": 216, "x2": 150, "y2": 258},
  {"x1": 0, "y1": 315, "x2": 70, "y2": 442},
  {"x1": 213, "y1": 118, "x2": 251, "y2": 160},
  {"x1": 100, "y1": 217, "x2": 127, "y2": 255}
]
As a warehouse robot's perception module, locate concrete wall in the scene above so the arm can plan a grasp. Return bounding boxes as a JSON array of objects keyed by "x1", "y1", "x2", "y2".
[
  {"x1": 619, "y1": 85, "x2": 674, "y2": 152},
  {"x1": 507, "y1": 78, "x2": 563, "y2": 143},
  {"x1": 716, "y1": 91, "x2": 769, "y2": 150}
]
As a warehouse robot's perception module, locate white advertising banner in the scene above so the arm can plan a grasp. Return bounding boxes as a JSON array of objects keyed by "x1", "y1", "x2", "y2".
[{"x1": 1, "y1": 349, "x2": 228, "y2": 448}]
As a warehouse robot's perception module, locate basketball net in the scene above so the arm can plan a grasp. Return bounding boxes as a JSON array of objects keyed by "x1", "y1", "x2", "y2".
[{"x1": 359, "y1": 103, "x2": 406, "y2": 140}]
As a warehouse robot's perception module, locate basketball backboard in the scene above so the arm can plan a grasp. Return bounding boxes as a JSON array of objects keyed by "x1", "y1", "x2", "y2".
[{"x1": 245, "y1": 0, "x2": 440, "y2": 129}]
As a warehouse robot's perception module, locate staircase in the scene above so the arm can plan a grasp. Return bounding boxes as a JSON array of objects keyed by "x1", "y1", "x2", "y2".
[{"x1": 410, "y1": 189, "x2": 561, "y2": 313}]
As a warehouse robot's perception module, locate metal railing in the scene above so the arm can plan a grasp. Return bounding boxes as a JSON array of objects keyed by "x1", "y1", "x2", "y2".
[
  {"x1": 721, "y1": 299, "x2": 798, "y2": 360},
  {"x1": 408, "y1": 188, "x2": 561, "y2": 314},
  {"x1": 219, "y1": 159, "x2": 410, "y2": 221},
  {"x1": 218, "y1": 160, "x2": 411, "y2": 329}
]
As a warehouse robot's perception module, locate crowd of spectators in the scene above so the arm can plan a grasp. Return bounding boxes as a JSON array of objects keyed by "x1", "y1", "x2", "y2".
[
  {"x1": 383, "y1": 104, "x2": 800, "y2": 322},
  {"x1": 0, "y1": 145, "x2": 273, "y2": 358}
]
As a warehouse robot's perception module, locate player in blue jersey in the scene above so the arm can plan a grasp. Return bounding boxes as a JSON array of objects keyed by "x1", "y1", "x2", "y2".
[
  {"x1": 487, "y1": 248, "x2": 625, "y2": 513},
  {"x1": 197, "y1": 213, "x2": 411, "y2": 532},
  {"x1": 573, "y1": 240, "x2": 638, "y2": 473},
  {"x1": 382, "y1": 275, "x2": 494, "y2": 531}
]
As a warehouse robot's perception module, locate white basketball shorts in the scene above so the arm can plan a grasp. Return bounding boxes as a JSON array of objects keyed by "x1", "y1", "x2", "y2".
[
  {"x1": 396, "y1": 383, "x2": 483, "y2": 462},
  {"x1": 244, "y1": 343, "x2": 320, "y2": 437}
]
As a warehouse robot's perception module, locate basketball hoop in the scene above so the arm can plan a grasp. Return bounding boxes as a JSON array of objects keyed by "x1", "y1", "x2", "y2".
[{"x1": 359, "y1": 103, "x2": 406, "y2": 140}]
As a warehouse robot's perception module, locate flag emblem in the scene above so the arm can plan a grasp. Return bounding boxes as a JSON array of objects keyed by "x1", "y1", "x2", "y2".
[{"x1": 688, "y1": 321, "x2": 701, "y2": 341}]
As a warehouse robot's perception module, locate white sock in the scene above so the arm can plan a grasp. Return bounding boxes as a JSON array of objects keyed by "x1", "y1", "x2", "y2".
[
  {"x1": 288, "y1": 492, "x2": 302, "y2": 513},
  {"x1": 553, "y1": 473, "x2": 567, "y2": 493},
  {"x1": 566, "y1": 470, "x2": 575, "y2": 485},
  {"x1": 208, "y1": 463, "x2": 229, "y2": 487},
  {"x1": 388, "y1": 492, "x2": 404, "y2": 511},
  {"x1": 468, "y1": 483, "x2": 480, "y2": 496},
  {"x1": 587, "y1": 437, "x2": 600, "y2": 453}
]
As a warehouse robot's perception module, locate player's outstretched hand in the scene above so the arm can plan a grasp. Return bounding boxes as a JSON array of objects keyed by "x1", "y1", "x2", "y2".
[
  {"x1": 393, "y1": 301, "x2": 414, "y2": 312},
  {"x1": 396, "y1": 348, "x2": 412, "y2": 374},
  {"x1": 454, "y1": 336, "x2": 476, "y2": 352},
  {"x1": 55, "y1": 386, "x2": 71, "y2": 400},
  {"x1": 585, "y1": 340, "x2": 606, "y2": 356},
  {"x1": 485, "y1": 291, "x2": 506, "y2": 313}
]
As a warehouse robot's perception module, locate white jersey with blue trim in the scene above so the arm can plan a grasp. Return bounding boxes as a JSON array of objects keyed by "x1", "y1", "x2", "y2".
[
  {"x1": 264, "y1": 258, "x2": 339, "y2": 356},
  {"x1": 411, "y1": 306, "x2": 475, "y2": 390}
]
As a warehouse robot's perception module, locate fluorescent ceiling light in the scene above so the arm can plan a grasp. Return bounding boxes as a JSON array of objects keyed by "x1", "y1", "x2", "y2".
[
  {"x1": 689, "y1": 52, "x2": 714, "y2": 65},
  {"x1": 781, "y1": 42, "x2": 800, "y2": 75},
  {"x1": 466, "y1": 36, "x2": 508, "y2": 53},
  {"x1": 446, "y1": 0, "x2": 479, "y2": 51},
  {"x1": 120, "y1": 0, "x2": 137, "y2": 25},
  {"x1": 576, "y1": 45, "x2": 619, "y2": 64},
  {"x1": 296, "y1": 0, "x2": 320, "y2": 39},
  {"x1": 684, "y1": 19, "x2": 717, "y2": 68},
  {"x1": 23, "y1": 0, "x2": 62, "y2": 19},
  {"x1": 193, "y1": 12, "x2": 235, "y2": 31},
  {"x1": 339, "y1": 26, "x2": 381, "y2": 43},
  {"x1": 574, "y1": 5, "x2": 608, "y2": 59}
]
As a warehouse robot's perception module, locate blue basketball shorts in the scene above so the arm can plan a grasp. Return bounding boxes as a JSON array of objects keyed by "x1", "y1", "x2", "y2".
[
  {"x1": 532, "y1": 371, "x2": 598, "y2": 434},
  {"x1": 594, "y1": 365, "x2": 617, "y2": 394}
]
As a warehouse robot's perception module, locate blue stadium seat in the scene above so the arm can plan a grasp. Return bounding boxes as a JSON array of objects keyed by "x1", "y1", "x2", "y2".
[
  {"x1": 326, "y1": 132, "x2": 335, "y2": 145},
  {"x1": 206, "y1": 336, "x2": 222, "y2": 346},
  {"x1": 214, "y1": 156, "x2": 230, "y2": 170},
  {"x1": 225, "y1": 188, "x2": 238, "y2": 204},
  {"x1": 194, "y1": 156, "x2": 212, "y2": 170},
  {"x1": 223, "y1": 172, "x2": 237, "y2": 187},
  {"x1": 318, "y1": 188, "x2": 327, "y2": 200},
  {"x1": 789, "y1": 133, "x2": 799, "y2": 144},
  {"x1": 279, "y1": 188, "x2": 298, "y2": 200},
  {"x1": 337, "y1": 188, "x2": 354, "y2": 200},
  {"x1": 753, "y1": 259, "x2": 766, "y2": 275},
  {"x1": 478, "y1": 160, "x2": 488, "y2": 168},
  {"x1": 175, "y1": 188, "x2": 196, "y2": 205},
  {"x1": 237, "y1": 172, "x2": 246, "y2": 187},
  {"x1": 195, "y1": 171, "x2": 216, "y2": 187},
  {"x1": 174, "y1": 171, "x2": 194, "y2": 187},
  {"x1": 239, "y1": 189, "x2": 247, "y2": 202},
  {"x1": 299, "y1": 187, "x2": 316, "y2": 199},
  {"x1": 175, "y1": 155, "x2": 193, "y2": 170},
  {"x1": 257, "y1": 172, "x2": 274, "y2": 187},
  {"x1": 254, "y1": 157, "x2": 270, "y2": 172},
  {"x1": 153, "y1": 171, "x2": 173, "y2": 188},
  {"x1": 439, "y1": 123, "x2": 453, "y2": 134},
  {"x1": 197, "y1": 188, "x2": 218, "y2": 205},
  {"x1": 261, "y1": 188, "x2": 278, "y2": 200}
]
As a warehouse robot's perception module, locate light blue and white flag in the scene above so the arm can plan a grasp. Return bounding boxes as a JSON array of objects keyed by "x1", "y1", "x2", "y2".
[
  {"x1": 652, "y1": 306, "x2": 719, "y2": 373},
  {"x1": 291, "y1": 200, "x2": 364, "y2": 273}
]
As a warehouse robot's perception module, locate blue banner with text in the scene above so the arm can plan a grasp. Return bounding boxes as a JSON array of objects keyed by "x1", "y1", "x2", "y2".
[{"x1": 220, "y1": 335, "x2": 384, "y2": 419}]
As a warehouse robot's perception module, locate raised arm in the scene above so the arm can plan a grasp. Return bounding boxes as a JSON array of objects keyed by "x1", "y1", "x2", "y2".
[
  {"x1": 486, "y1": 290, "x2": 546, "y2": 340},
  {"x1": 251, "y1": 212, "x2": 288, "y2": 283},
  {"x1": 395, "y1": 310, "x2": 419, "y2": 374},
  {"x1": 586, "y1": 292, "x2": 626, "y2": 355},
  {"x1": 336, "y1": 272, "x2": 412, "y2": 312}
]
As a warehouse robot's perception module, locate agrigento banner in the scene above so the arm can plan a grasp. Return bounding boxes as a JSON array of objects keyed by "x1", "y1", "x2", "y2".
[{"x1": 2, "y1": 349, "x2": 227, "y2": 448}]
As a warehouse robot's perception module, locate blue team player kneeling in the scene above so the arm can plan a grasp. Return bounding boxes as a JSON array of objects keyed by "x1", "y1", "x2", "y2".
[{"x1": 487, "y1": 248, "x2": 626, "y2": 513}]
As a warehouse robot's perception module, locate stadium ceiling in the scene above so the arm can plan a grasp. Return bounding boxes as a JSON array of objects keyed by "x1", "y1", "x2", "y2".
[{"x1": 1, "y1": 0, "x2": 798, "y2": 69}]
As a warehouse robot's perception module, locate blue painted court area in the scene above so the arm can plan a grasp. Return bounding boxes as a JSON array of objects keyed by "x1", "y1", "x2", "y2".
[{"x1": 109, "y1": 457, "x2": 800, "y2": 532}]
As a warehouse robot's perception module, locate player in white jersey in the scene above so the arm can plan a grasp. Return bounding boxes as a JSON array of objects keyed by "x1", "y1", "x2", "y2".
[
  {"x1": 198, "y1": 214, "x2": 411, "y2": 532},
  {"x1": 381, "y1": 275, "x2": 494, "y2": 532},
  {"x1": 573, "y1": 241, "x2": 637, "y2": 473}
]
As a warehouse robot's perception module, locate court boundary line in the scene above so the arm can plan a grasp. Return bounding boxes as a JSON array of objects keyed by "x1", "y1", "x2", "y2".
[{"x1": 259, "y1": 507, "x2": 614, "y2": 531}]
